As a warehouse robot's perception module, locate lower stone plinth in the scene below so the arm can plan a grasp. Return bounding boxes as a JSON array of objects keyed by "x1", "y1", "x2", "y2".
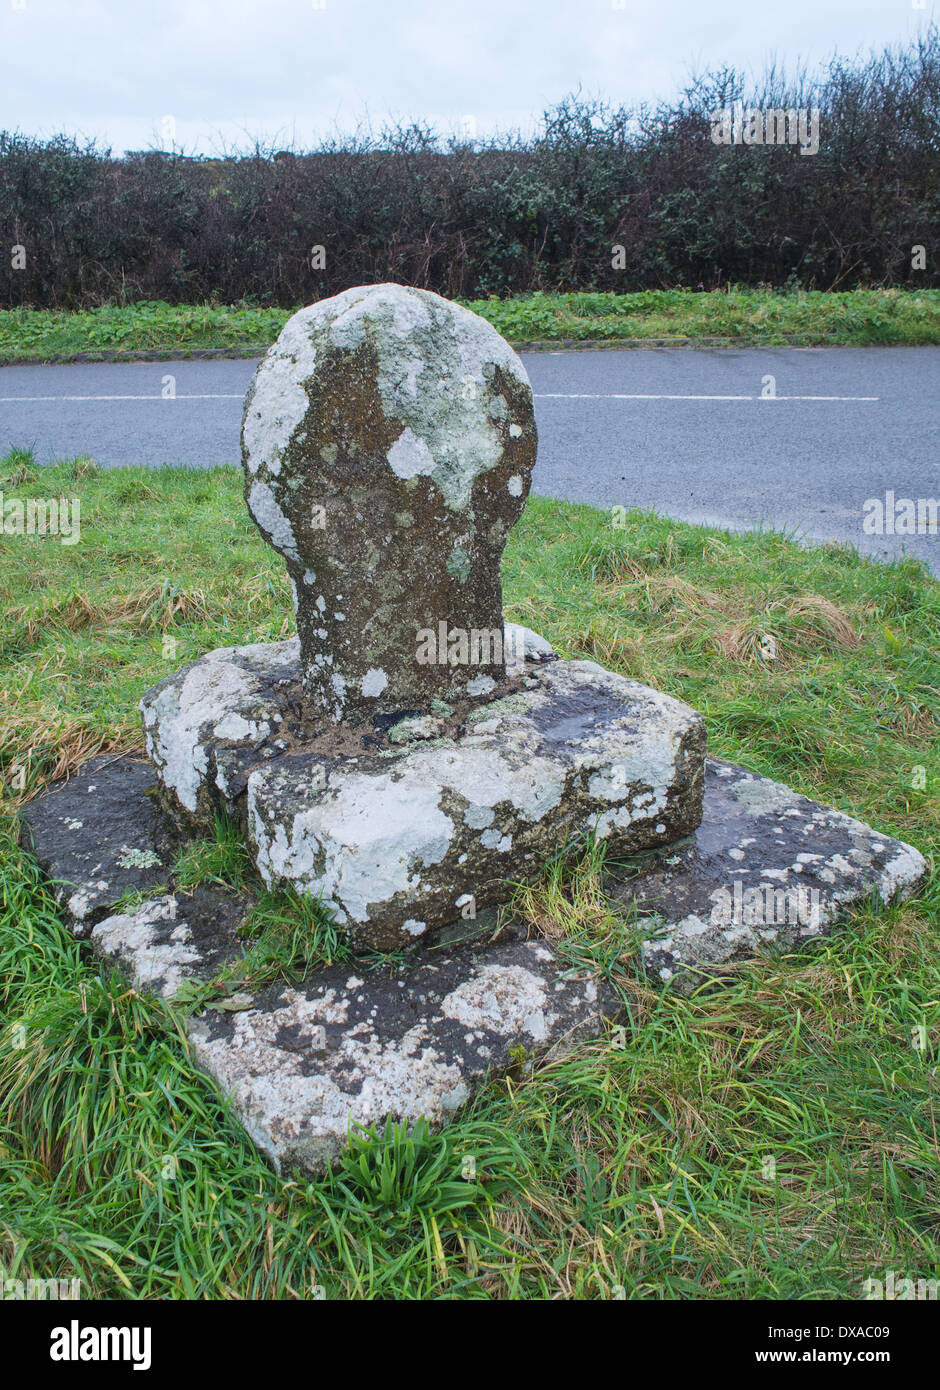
[
  {"x1": 188, "y1": 940, "x2": 621, "y2": 1176},
  {"x1": 608, "y1": 758, "x2": 928, "y2": 993},
  {"x1": 90, "y1": 887, "x2": 248, "y2": 998},
  {"x1": 18, "y1": 751, "x2": 927, "y2": 1177},
  {"x1": 18, "y1": 755, "x2": 178, "y2": 932}
]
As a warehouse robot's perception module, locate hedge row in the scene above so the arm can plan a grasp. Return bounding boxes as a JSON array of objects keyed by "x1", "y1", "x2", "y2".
[{"x1": 2, "y1": 32, "x2": 938, "y2": 307}]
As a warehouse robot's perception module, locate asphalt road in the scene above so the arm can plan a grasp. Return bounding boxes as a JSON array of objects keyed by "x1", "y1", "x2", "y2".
[{"x1": 2, "y1": 346, "x2": 938, "y2": 573}]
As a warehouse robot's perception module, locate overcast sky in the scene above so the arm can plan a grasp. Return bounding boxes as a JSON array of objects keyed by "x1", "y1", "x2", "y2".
[{"x1": 2, "y1": 0, "x2": 936, "y2": 154}]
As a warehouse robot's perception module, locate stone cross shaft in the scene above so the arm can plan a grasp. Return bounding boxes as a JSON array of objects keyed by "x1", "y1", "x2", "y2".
[{"x1": 241, "y1": 284, "x2": 537, "y2": 722}]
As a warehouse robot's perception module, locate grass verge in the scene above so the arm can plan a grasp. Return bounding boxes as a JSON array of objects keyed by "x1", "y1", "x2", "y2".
[
  {"x1": 0, "y1": 449, "x2": 937, "y2": 1299},
  {"x1": 2, "y1": 287, "x2": 940, "y2": 364}
]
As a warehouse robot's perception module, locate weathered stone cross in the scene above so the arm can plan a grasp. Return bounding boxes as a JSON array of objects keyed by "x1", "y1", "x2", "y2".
[
  {"x1": 141, "y1": 283, "x2": 706, "y2": 952},
  {"x1": 241, "y1": 284, "x2": 538, "y2": 722}
]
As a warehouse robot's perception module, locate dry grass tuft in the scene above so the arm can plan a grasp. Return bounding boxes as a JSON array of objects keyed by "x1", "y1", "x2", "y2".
[
  {"x1": 0, "y1": 713, "x2": 137, "y2": 806},
  {"x1": 785, "y1": 593, "x2": 859, "y2": 648},
  {"x1": 567, "y1": 615, "x2": 643, "y2": 674},
  {"x1": 713, "y1": 592, "x2": 859, "y2": 665},
  {"x1": 713, "y1": 624, "x2": 779, "y2": 664},
  {"x1": 637, "y1": 572, "x2": 729, "y2": 617},
  {"x1": 7, "y1": 582, "x2": 218, "y2": 643}
]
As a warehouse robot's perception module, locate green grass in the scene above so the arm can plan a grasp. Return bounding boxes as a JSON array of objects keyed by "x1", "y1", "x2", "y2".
[
  {"x1": 172, "y1": 812, "x2": 255, "y2": 892},
  {"x1": 468, "y1": 287, "x2": 940, "y2": 348},
  {"x1": 3, "y1": 287, "x2": 940, "y2": 364},
  {"x1": 1, "y1": 449, "x2": 938, "y2": 1299},
  {"x1": 0, "y1": 301, "x2": 289, "y2": 363}
]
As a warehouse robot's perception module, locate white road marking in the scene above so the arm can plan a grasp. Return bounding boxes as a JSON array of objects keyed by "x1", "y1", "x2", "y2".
[
  {"x1": 0, "y1": 393, "x2": 245, "y2": 402},
  {"x1": 535, "y1": 392, "x2": 880, "y2": 402}
]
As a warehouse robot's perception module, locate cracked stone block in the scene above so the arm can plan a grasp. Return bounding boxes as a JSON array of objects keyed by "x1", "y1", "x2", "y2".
[
  {"x1": 140, "y1": 624, "x2": 556, "y2": 830},
  {"x1": 241, "y1": 283, "x2": 538, "y2": 720},
  {"x1": 141, "y1": 636, "x2": 302, "y2": 828},
  {"x1": 90, "y1": 886, "x2": 249, "y2": 998},
  {"x1": 246, "y1": 655, "x2": 705, "y2": 950},
  {"x1": 140, "y1": 625, "x2": 705, "y2": 948},
  {"x1": 18, "y1": 755, "x2": 179, "y2": 933},
  {"x1": 187, "y1": 937, "x2": 623, "y2": 1176},
  {"x1": 608, "y1": 757, "x2": 929, "y2": 993},
  {"x1": 139, "y1": 623, "x2": 707, "y2": 952}
]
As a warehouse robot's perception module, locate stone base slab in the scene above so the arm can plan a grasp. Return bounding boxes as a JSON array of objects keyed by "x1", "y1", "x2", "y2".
[
  {"x1": 18, "y1": 755, "x2": 178, "y2": 932},
  {"x1": 90, "y1": 887, "x2": 248, "y2": 998},
  {"x1": 18, "y1": 752, "x2": 928, "y2": 1175},
  {"x1": 188, "y1": 939, "x2": 621, "y2": 1175},
  {"x1": 609, "y1": 758, "x2": 928, "y2": 993}
]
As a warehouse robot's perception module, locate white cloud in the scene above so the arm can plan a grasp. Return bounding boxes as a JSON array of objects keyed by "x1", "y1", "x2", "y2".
[{"x1": 0, "y1": 0, "x2": 934, "y2": 153}]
